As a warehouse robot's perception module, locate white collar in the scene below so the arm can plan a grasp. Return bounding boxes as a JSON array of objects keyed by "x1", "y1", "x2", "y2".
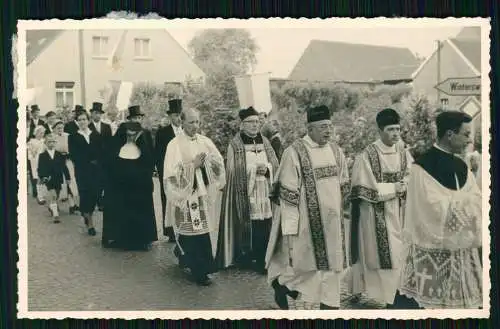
[
  {"x1": 47, "y1": 149, "x2": 55, "y2": 157},
  {"x1": 374, "y1": 139, "x2": 397, "y2": 154},
  {"x1": 303, "y1": 135, "x2": 329, "y2": 148},
  {"x1": 78, "y1": 129, "x2": 92, "y2": 137}
]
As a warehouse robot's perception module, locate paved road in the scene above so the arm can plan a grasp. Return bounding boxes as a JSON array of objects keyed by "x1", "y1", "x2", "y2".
[{"x1": 27, "y1": 179, "x2": 385, "y2": 311}]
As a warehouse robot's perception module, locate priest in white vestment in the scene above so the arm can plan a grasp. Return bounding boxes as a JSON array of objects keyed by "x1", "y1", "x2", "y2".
[
  {"x1": 397, "y1": 111, "x2": 482, "y2": 309},
  {"x1": 164, "y1": 108, "x2": 226, "y2": 286},
  {"x1": 266, "y1": 105, "x2": 351, "y2": 310},
  {"x1": 348, "y1": 108, "x2": 413, "y2": 308}
]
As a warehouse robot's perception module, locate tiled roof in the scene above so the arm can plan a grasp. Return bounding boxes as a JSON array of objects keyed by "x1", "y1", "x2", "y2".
[
  {"x1": 26, "y1": 30, "x2": 63, "y2": 65},
  {"x1": 288, "y1": 40, "x2": 420, "y2": 83},
  {"x1": 450, "y1": 38, "x2": 481, "y2": 72}
]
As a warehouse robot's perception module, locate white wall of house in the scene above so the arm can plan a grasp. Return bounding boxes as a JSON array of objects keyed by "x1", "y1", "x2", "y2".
[
  {"x1": 26, "y1": 30, "x2": 81, "y2": 114},
  {"x1": 82, "y1": 29, "x2": 205, "y2": 105},
  {"x1": 27, "y1": 29, "x2": 206, "y2": 113}
]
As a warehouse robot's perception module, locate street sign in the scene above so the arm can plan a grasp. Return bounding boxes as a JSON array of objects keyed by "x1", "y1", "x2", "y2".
[{"x1": 434, "y1": 76, "x2": 481, "y2": 96}]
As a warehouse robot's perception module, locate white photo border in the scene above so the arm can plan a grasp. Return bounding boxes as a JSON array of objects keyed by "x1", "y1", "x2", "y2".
[{"x1": 15, "y1": 16, "x2": 492, "y2": 320}]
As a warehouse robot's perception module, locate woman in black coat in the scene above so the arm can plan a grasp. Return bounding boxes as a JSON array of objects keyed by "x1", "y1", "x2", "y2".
[{"x1": 68, "y1": 111, "x2": 101, "y2": 236}]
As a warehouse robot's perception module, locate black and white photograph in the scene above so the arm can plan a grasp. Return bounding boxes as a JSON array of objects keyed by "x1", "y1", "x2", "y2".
[{"x1": 16, "y1": 17, "x2": 491, "y2": 319}]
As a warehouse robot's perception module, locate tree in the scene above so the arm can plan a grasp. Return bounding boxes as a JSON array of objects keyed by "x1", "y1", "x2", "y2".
[{"x1": 188, "y1": 29, "x2": 259, "y2": 108}]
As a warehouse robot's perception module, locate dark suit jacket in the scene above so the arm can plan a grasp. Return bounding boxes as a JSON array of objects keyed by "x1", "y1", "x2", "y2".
[
  {"x1": 64, "y1": 121, "x2": 79, "y2": 135},
  {"x1": 29, "y1": 118, "x2": 50, "y2": 140},
  {"x1": 38, "y1": 150, "x2": 70, "y2": 189},
  {"x1": 89, "y1": 121, "x2": 113, "y2": 163},
  {"x1": 154, "y1": 125, "x2": 176, "y2": 178},
  {"x1": 89, "y1": 121, "x2": 113, "y2": 140},
  {"x1": 44, "y1": 125, "x2": 55, "y2": 137}
]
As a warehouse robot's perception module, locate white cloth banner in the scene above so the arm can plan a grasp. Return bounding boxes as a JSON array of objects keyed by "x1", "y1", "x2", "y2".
[
  {"x1": 115, "y1": 81, "x2": 134, "y2": 112},
  {"x1": 25, "y1": 87, "x2": 43, "y2": 108},
  {"x1": 235, "y1": 73, "x2": 272, "y2": 114}
]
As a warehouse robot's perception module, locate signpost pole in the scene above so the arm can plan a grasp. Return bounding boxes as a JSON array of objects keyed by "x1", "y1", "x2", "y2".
[{"x1": 436, "y1": 40, "x2": 441, "y2": 104}]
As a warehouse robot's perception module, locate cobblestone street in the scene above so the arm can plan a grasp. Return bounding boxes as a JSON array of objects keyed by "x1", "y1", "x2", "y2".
[{"x1": 27, "y1": 179, "x2": 385, "y2": 311}]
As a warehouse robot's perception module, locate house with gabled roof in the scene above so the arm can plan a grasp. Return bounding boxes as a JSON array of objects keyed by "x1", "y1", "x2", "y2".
[
  {"x1": 287, "y1": 39, "x2": 420, "y2": 86},
  {"x1": 411, "y1": 27, "x2": 481, "y2": 108},
  {"x1": 26, "y1": 29, "x2": 206, "y2": 114},
  {"x1": 411, "y1": 26, "x2": 482, "y2": 138}
]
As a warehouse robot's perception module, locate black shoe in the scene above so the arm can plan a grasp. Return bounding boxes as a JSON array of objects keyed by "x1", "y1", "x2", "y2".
[
  {"x1": 69, "y1": 206, "x2": 76, "y2": 214},
  {"x1": 88, "y1": 228, "x2": 96, "y2": 236},
  {"x1": 195, "y1": 275, "x2": 212, "y2": 286},
  {"x1": 271, "y1": 279, "x2": 289, "y2": 309},
  {"x1": 53, "y1": 217, "x2": 60, "y2": 224}
]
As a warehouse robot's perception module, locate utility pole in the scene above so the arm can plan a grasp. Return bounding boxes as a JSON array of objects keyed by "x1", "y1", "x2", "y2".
[
  {"x1": 78, "y1": 29, "x2": 87, "y2": 108},
  {"x1": 436, "y1": 40, "x2": 441, "y2": 106}
]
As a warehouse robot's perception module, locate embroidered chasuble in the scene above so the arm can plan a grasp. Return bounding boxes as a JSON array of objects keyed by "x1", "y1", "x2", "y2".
[
  {"x1": 215, "y1": 133, "x2": 279, "y2": 268},
  {"x1": 348, "y1": 139, "x2": 413, "y2": 304},
  {"x1": 266, "y1": 136, "x2": 349, "y2": 277},
  {"x1": 266, "y1": 136, "x2": 350, "y2": 306},
  {"x1": 164, "y1": 134, "x2": 226, "y2": 253},
  {"x1": 398, "y1": 146, "x2": 482, "y2": 309}
]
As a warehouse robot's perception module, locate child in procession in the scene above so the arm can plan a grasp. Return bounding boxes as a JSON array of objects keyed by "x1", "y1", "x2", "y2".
[
  {"x1": 28, "y1": 125, "x2": 47, "y2": 204},
  {"x1": 38, "y1": 133, "x2": 71, "y2": 223}
]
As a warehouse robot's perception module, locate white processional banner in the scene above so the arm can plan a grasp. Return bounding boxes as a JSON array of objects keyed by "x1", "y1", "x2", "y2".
[
  {"x1": 235, "y1": 73, "x2": 272, "y2": 114},
  {"x1": 115, "y1": 81, "x2": 134, "y2": 112}
]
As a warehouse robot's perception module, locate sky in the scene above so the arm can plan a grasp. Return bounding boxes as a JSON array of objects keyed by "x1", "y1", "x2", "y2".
[{"x1": 168, "y1": 27, "x2": 463, "y2": 78}]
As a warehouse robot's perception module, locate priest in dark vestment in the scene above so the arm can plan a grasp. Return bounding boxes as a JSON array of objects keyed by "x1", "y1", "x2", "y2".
[
  {"x1": 216, "y1": 106, "x2": 279, "y2": 273},
  {"x1": 155, "y1": 99, "x2": 184, "y2": 242},
  {"x1": 102, "y1": 121, "x2": 158, "y2": 251},
  {"x1": 396, "y1": 111, "x2": 482, "y2": 309}
]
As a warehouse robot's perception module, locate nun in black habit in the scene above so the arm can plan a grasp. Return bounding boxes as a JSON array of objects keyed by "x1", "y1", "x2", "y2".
[{"x1": 102, "y1": 118, "x2": 158, "y2": 251}]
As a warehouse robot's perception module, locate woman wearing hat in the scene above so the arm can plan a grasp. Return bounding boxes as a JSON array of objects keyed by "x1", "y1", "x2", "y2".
[
  {"x1": 102, "y1": 121, "x2": 158, "y2": 250},
  {"x1": 68, "y1": 110, "x2": 101, "y2": 236}
]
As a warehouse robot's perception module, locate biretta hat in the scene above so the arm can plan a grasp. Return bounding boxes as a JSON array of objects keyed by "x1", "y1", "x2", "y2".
[
  {"x1": 90, "y1": 102, "x2": 104, "y2": 113},
  {"x1": 307, "y1": 105, "x2": 330, "y2": 123},
  {"x1": 167, "y1": 99, "x2": 183, "y2": 114},
  {"x1": 127, "y1": 105, "x2": 145, "y2": 119},
  {"x1": 31, "y1": 105, "x2": 40, "y2": 113},
  {"x1": 239, "y1": 106, "x2": 259, "y2": 121},
  {"x1": 376, "y1": 108, "x2": 400, "y2": 129}
]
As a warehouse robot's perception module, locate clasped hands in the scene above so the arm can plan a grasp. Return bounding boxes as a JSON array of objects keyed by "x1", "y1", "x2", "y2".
[
  {"x1": 193, "y1": 152, "x2": 207, "y2": 169},
  {"x1": 395, "y1": 181, "x2": 407, "y2": 195},
  {"x1": 256, "y1": 163, "x2": 268, "y2": 176}
]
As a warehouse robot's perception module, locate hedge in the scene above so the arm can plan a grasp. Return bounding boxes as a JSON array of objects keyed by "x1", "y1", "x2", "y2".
[{"x1": 107, "y1": 80, "x2": 441, "y2": 167}]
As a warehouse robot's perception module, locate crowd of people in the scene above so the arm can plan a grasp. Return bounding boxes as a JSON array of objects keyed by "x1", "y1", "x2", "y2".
[{"x1": 26, "y1": 99, "x2": 483, "y2": 310}]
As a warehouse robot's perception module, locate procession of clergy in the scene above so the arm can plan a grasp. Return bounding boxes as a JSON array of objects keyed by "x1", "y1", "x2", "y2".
[{"x1": 27, "y1": 99, "x2": 483, "y2": 310}]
